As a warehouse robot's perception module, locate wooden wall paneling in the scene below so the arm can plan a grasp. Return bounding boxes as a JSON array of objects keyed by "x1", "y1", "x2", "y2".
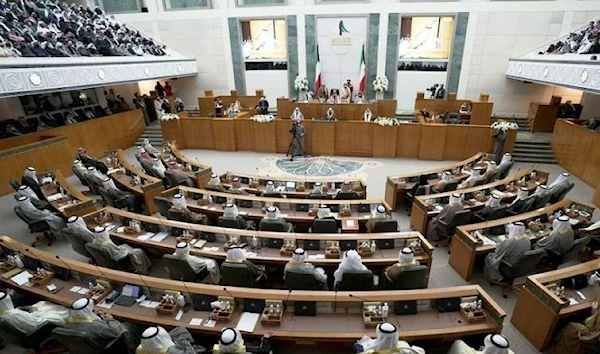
[
  {"x1": 186, "y1": 119, "x2": 215, "y2": 150},
  {"x1": 198, "y1": 97, "x2": 214, "y2": 115},
  {"x1": 276, "y1": 99, "x2": 293, "y2": 119},
  {"x1": 372, "y1": 125, "x2": 398, "y2": 158},
  {"x1": 341, "y1": 104, "x2": 375, "y2": 121},
  {"x1": 470, "y1": 102, "x2": 493, "y2": 125},
  {"x1": 553, "y1": 121, "x2": 590, "y2": 179},
  {"x1": 334, "y1": 122, "x2": 373, "y2": 156},
  {"x1": 44, "y1": 139, "x2": 74, "y2": 177},
  {"x1": 253, "y1": 122, "x2": 277, "y2": 153},
  {"x1": 16, "y1": 148, "x2": 52, "y2": 174},
  {"x1": 234, "y1": 119, "x2": 256, "y2": 152},
  {"x1": 275, "y1": 120, "x2": 291, "y2": 153},
  {"x1": 395, "y1": 124, "x2": 421, "y2": 158},
  {"x1": 302, "y1": 120, "x2": 314, "y2": 155},
  {"x1": 160, "y1": 120, "x2": 183, "y2": 147},
  {"x1": 377, "y1": 100, "x2": 396, "y2": 118},
  {"x1": 311, "y1": 121, "x2": 335, "y2": 156},
  {"x1": 594, "y1": 184, "x2": 600, "y2": 208},
  {"x1": 504, "y1": 129, "x2": 517, "y2": 153},
  {"x1": 212, "y1": 119, "x2": 237, "y2": 151},
  {"x1": 580, "y1": 133, "x2": 600, "y2": 188},
  {"x1": 443, "y1": 126, "x2": 468, "y2": 160},
  {"x1": 419, "y1": 125, "x2": 447, "y2": 160},
  {"x1": 0, "y1": 155, "x2": 25, "y2": 195},
  {"x1": 463, "y1": 126, "x2": 494, "y2": 159},
  {"x1": 0, "y1": 134, "x2": 39, "y2": 151}
]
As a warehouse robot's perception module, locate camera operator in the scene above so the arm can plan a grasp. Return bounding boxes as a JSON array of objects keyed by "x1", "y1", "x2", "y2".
[{"x1": 426, "y1": 84, "x2": 439, "y2": 98}]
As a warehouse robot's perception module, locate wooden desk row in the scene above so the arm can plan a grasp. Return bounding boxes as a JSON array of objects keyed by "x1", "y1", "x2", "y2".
[
  {"x1": 410, "y1": 168, "x2": 549, "y2": 235},
  {"x1": 83, "y1": 207, "x2": 433, "y2": 278},
  {"x1": 162, "y1": 186, "x2": 392, "y2": 233},
  {"x1": 197, "y1": 89, "x2": 263, "y2": 117},
  {"x1": 102, "y1": 150, "x2": 164, "y2": 215},
  {"x1": 161, "y1": 141, "x2": 213, "y2": 188},
  {"x1": 512, "y1": 259, "x2": 600, "y2": 351},
  {"x1": 0, "y1": 235, "x2": 505, "y2": 345},
  {"x1": 218, "y1": 171, "x2": 367, "y2": 200},
  {"x1": 449, "y1": 199, "x2": 595, "y2": 281},
  {"x1": 414, "y1": 92, "x2": 493, "y2": 126},
  {"x1": 384, "y1": 152, "x2": 493, "y2": 210},
  {"x1": 276, "y1": 98, "x2": 397, "y2": 121},
  {"x1": 37, "y1": 170, "x2": 95, "y2": 218},
  {"x1": 160, "y1": 118, "x2": 516, "y2": 161},
  {"x1": 0, "y1": 110, "x2": 146, "y2": 196}
]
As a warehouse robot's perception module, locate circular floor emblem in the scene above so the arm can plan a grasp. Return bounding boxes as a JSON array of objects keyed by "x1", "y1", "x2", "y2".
[{"x1": 275, "y1": 156, "x2": 363, "y2": 177}]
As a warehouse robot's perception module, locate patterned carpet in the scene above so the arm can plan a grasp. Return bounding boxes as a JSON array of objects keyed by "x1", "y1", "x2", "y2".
[{"x1": 258, "y1": 156, "x2": 380, "y2": 179}]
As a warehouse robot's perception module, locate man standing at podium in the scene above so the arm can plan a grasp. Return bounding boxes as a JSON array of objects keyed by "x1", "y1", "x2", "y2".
[{"x1": 346, "y1": 79, "x2": 354, "y2": 102}]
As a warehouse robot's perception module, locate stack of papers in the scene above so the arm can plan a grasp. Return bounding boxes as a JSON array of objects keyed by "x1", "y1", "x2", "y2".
[
  {"x1": 11, "y1": 271, "x2": 32, "y2": 286},
  {"x1": 139, "y1": 300, "x2": 160, "y2": 309},
  {"x1": 136, "y1": 233, "x2": 153, "y2": 241},
  {"x1": 246, "y1": 252, "x2": 257, "y2": 258},
  {"x1": 46, "y1": 193, "x2": 64, "y2": 202},
  {"x1": 308, "y1": 254, "x2": 326, "y2": 260},
  {"x1": 190, "y1": 318, "x2": 203, "y2": 326},
  {"x1": 202, "y1": 246, "x2": 220, "y2": 252},
  {"x1": 236, "y1": 312, "x2": 259, "y2": 333},
  {"x1": 150, "y1": 232, "x2": 169, "y2": 242},
  {"x1": 41, "y1": 177, "x2": 53, "y2": 184},
  {"x1": 107, "y1": 168, "x2": 120, "y2": 175}
]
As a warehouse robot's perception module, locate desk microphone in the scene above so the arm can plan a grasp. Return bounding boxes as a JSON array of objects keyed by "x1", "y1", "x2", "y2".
[
  {"x1": 284, "y1": 289, "x2": 292, "y2": 308},
  {"x1": 348, "y1": 293, "x2": 371, "y2": 302},
  {"x1": 333, "y1": 290, "x2": 338, "y2": 312},
  {"x1": 223, "y1": 287, "x2": 235, "y2": 300}
]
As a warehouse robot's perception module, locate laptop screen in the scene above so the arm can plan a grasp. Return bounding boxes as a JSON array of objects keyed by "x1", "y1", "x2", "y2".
[
  {"x1": 122, "y1": 284, "x2": 140, "y2": 298},
  {"x1": 286, "y1": 181, "x2": 296, "y2": 190}
]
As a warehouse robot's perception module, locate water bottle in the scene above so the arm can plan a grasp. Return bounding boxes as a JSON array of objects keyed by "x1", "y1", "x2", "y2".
[
  {"x1": 251, "y1": 236, "x2": 258, "y2": 252},
  {"x1": 382, "y1": 303, "x2": 389, "y2": 317},
  {"x1": 14, "y1": 255, "x2": 24, "y2": 269}
]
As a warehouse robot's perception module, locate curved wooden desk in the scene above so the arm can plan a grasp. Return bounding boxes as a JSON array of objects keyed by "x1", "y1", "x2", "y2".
[
  {"x1": 410, "y1": 168, "x2": 549, "y2": 234},
  {"x1": 161, "y1": 141, "x2": 213, "y2": 188},
  {"x1": 37, "y1": 170, "x2": 95, "y2": 217},
  {"x1": 511, "y1": 259, "x2": 600, "y2": 351},
  {"x1": 384, "y1": 152, "x2": 493, "y2": 210},
  {"x1": 103, "y1": 149, "x2": 164, "y2": 215},
  {"x1": 0, "y1": 236, "x2": 505, "y2": 345},
  {"x1": 449, "y1": 199, "x2": 595, "y2": 281},
  {"x1": 162, "y1": 186, "x2": 392, "y2": 233},
  {"x1": 218, "y1": 171, "x2": 367, "y2": 200},
  {"x1": 83, "y1": 207, "x2": 433, "y2": 281}
]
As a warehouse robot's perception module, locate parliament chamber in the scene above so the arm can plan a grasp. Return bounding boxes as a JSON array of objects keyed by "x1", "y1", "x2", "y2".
[{"x1": 0, "y1": 1, "x2": 599, "y2": 354}]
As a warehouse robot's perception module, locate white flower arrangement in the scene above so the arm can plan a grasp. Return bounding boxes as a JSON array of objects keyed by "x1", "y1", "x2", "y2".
[
  {"x1": 373, "y1": 75, "x2": 389, "y2": 92},
  {"x1": 251, "y1": 114, "x2": 275, "y2": 123},
  {"x1": 159, "y1": 113, "x2": 179, "y2": 121},
  {"x1": 373, "y1": 117, "x2": 399, "y2": 126},
  {"x1": 294, "y1": 75, "x2": 309, "y2": 91},
  {"x1": 491, "y1": 120, "x2": 519, "y2": 131}
]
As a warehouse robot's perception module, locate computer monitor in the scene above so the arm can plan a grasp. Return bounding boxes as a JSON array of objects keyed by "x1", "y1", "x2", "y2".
[{"x1": 286, "y1": 181, "x2": 296, "y2": 191}]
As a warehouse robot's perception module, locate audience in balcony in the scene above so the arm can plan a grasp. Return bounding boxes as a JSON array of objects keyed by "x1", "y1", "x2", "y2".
[
  {"x1": 0, "y1": 0, "x2": 168, "y2": 58},
  {"x1": 542, "y1": 20, "x2": 600, "y2": 55}
]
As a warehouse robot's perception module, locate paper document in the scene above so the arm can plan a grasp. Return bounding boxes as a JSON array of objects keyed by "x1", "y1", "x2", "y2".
[
  {"x1": 308, "y1": 254, "x2": 326, "y2": 260},
  {"x1": 69, "y1": 286, "x2": 82, "y2": 293},
  {"x1": 98, "y1": 300, "x2": 113, "y2": 309},
  {"x1": 137, "y1": 234, "x2": 152, "y2": 241},
  {"x1": 41, "y1": 177, "x2": 53, "y2": 184},
  {"x1": 46, "y1": 193, "x2": 64, "y2": 202},
  {"x1": 11, "y1": 271, "x2": 32, "y2": 286},
  {"x1": 175, "y1": 309, "x2": 184, "y2": 320},
  {"x1": 150, "y1": 232, "x2": 169, "y2": 242},
  {"x1": 190, "y1": 318, "x2": 203, "y2": 326},
  {"x1": 435, "y1": 205, "x2": 444, "y2": 211},
  {"x1": 77, "y1": 288, "x2": 89, "y2": 295},
  {"x1": 246, "y1": 252, "x2": 257, "y2": 258},
  {"x1": 236, "y1": 312, "x2": 260, "y2": 333},
  {"x1": 107, "y1": 168, "x2": 120, "y2": 175},
  {"x1": 346, "y1": 220, "x2": 355, "y2": 227},
  {"x1": 569, "y1": 218, "x2": 580, "y2": 226},
  {"x1": 204, "y1": 320, "x2": 216, "y2": 327},
  {"x1": 202, "y1": 246, "x2": 220, "y2": 252},
  {"x1": 116, "y1": 227, "x2": 125, "y2": 233}
]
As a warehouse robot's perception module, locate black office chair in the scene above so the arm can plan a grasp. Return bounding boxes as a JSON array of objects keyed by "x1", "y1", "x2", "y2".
[
  {"x1": 473, "y1": 179, "x2": 487, "y2": 187},
  {"x1": 385, "y1": 265, "x2": 429, "y2": 290},
  {"x1": 84, "y1": 175, "x2": 100, "y2": 195},
  {"x1": 62, "y1": 228, "x2": 93, "y2": 259},
  {"x1": 220, "y1": 262, "x2": 264, "y2": 288},
  {"x1": 9, "y1": 178, "x2": 20, "y2": 192},
  {"x1": 496, "y1": 248, "x2": 546, "y2": 297},
  {"x1": 405, "y1": 185, "x2": 430, "y2": 212},
  {"x1": 562, "y1": 237, "x2": 590, "y2": 265},
  {"x1": 439, "y1": 181, "x2": 458, "y2": 193},
  {"x1": 259, "y1": 219, "x2": 293, "y2": 232},
  {"x1": 531, "y1": 193, "x2": 552, "y2": 210},
  {"x1": 0, "y1": 319, "x2": 58, "y2": 352},
  {"x1": 13, "y1": 205, "x2": 55, "y2": 247},
  {"x1": 308, "y1": 193, "x2": 329, "y2": 200},
  {"x1": 153, "y1": 196, "x2": 171, "y2": 217},
  {"x1": 52, "y1": 327, "x2": 129, "y2": 354},
  {"x1": 262, "y1": 192, "x2": 284, "y2": 198},
  {"x1": 371, "y1": 220, "x2": 398, "y2": 233},
  {"x1": 436, "y1": 209, "x2": 473, "y2": 246},
  {"x1": 310, "y1": 218, "x2": 339, "y2": 233},
  {"x1": 474, "y1": 205, "x2": 508, "y2": 223},
  {"x1": 286, "y1": 269, "x2": 326, "y2": 290},
  {"x1": 506, "y1": 198, "x2": 528, "y2": 216},
  {"x1": 85, "y1": 242, "x2": 133, "y2": 272},
  {"x1": 334, "y1": 191, "x2": 360, "y2": 200},
  {"x1": 218, "y1": 216, "x2": 247, "y2": 230},
  {"x1": 335, "y1": 270, "x2": 374, "y2": 291},
  {"x1": 519, "y1": 195, "x2": 539, "y2": 214},
  {"x1": 549, "y1": 183, "x2": 575, "y2": 204},
  {"x1": 163, "y1": 254, "x2": 208, "y2": 282}
]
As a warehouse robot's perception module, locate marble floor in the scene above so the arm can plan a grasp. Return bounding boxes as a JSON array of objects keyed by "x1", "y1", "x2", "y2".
[{"x1": 0, "y1": 146, "x2": 597, "y2": 354}]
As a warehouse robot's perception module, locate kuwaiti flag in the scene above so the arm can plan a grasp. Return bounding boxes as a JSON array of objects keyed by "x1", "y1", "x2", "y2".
[
  {"x1": 314, "y1": 45, "x2": 322, "y2": 93},
  {"x1": 358, "y1": 44, "x2": 366, "y2": 94}
]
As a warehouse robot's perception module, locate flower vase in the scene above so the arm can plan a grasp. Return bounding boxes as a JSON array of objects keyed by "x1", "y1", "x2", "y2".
[
  {"x1": 297, "y1": 91, "x2": 305, "y2": 102},
  {"x1": 375, "y1": 91, "x2": 384, "y2": 100}
]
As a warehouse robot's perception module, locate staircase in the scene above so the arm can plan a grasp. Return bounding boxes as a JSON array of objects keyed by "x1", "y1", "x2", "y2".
[
  {"x1": 135, "y1": 123, "x2": 164, "y2": 147},
  {"x1": 512, "y1": 138, "x2": 557, "y2": 164}
]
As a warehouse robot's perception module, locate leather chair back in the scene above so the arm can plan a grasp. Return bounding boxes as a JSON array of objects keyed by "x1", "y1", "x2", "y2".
[
  {"x1": 262, "y1": 192, "x2": 283, "y2": 198},
  {"x1": 311, "y1": 219, "x2": 338, "y2": 233},
  {"x1": 389, "y1": 265, "x2": 429, "y2": 290},
  {"x1": 440, "y1": 181, "x2": 458, "y2": 193},
  {"x1": 335, "y1": 191, "x2": 360, "y2": 200},
  {"x1": 9, "y1": 178, "x2": 20, "y2": 191},
  {"x1": 499, "y1": 248, "x2": 546, "y2": 281},
  {"x1": 259, "y1": 219, "x2": 287, "y2": 232},
  {"x1": 562, "y1": 236, "x2": 590, "y2": 264},
  {"x1": 550, "y1": 183, "x2": 575, "y2": 204},
  {"x1": 488, "y1": 205, "x2": 509, "y2": 220},
  {"x1": 372, "y1": 220, "x2": 398, "y2": 233},
  {"x1": 85, "y1": 242, "x2": 119, "y2": 269},
  {"x1": 531, "y1": 193, "x2": 552, "y2": 210},
  {"x1": 336, "y1": 270, "x2": 374, "y2": 291},
  {"x1": 218, "y1": 216, "x2": 244, "y2": 230},
  {"x1": 153, "y1": 196, "x2": 171, "y2": 217},
  {"x1": 286, "y1": 269, "x2": 323, "y2": 290},
  {"x1": 52, "y1": 327, "x2": 128, "y2": 354},
  {"x1": 220, "y1": 262, "x2": 257, "y2": 288},
  {"x1": 0, "y1": 318, "x2": 57, "y2": 351},
  {"x1": 62, "y1": 228, "x2": 92, "y2": 258},
  {"x1": 168, "y1": 208, "x2": 189, "y2": 222},
  {"x1": 14, "y1": 206, "x2": 50, "y2": 233},
  {"x1": 163, "y1": 254, "x2": 206, "y2": 282}
]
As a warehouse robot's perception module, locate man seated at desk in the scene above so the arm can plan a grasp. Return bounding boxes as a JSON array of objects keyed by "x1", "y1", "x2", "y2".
[
  {"x1": 450, "y1": 334, "x2": 514, "y2": 354},
  {"x1": 21, "y1": 166, "x2": 41, "y2": 190},
  {"x1": 316, "y1": 205, "x2": 335, "y2": 221},
  {"x1": 66, "y1": 298, "x2": 140, "y2": 353},
  {"x1": 17, "y1": 185, "x2": 50, "y2": 210},
  {"x1": 259, "y1": 206, "x2": 293, "y2": 232},
  {"x1": 325, "y1": 107, "x2": 336, "y2": 121},
  {"x1": 496, "y1": 153, "x2": 512, "y2": 174},
  {"x1": 328, "y1": 89, "x2": 341, "y2": 104},
  {"x1": 308, "y1": 182, "x2": 328, "y2": 199},
  {"x1": 15, "y1": 196, "x2": 66, "y2": 235},
  {"x1": 427, "y1": 194, "x2": 464, "y2": 242},
  {"x1": 168, "y1": 194, "x2": 208, "y2": 224},
  {"x1": 341, "y1": 83, "x2": 352, "y2": 103},
  {"x1": 458, "y1": 167, "x2": 484, "y2": 189},
  {"x1": 224, "y1": 247, "x2": 267, "y2": 284},
  {"x1": 76, "y1": 148, "x2": 108, "y2": 173},
  {"x1": 548, "y1": 172, "x2": 574, "y2": 198},
  {"x1": 484, "y1": 222, "x2": 531, "y2": 283},
  {"x1": 366, "y1": 205, "x2": 391, "y2": 233},
  {"x1": 506, "y1": 187, "x2": 531, "y2": 214},
  {"x1": 0, "y1": 291, "x2": 69, "y2": 334},
  {"x1": 206, "y1": 173, "x2": 226, "y2": 192},
  {"x1": 353, "y1": 322, "x2": 425, "y2": 354},
  {"x1": 261, "y1": 181, "x2": 282, "y2": 198},
  {"x1": 93, "y1": 226, "x2": 152, "y2": 274},
  {"x1": 290, "y1": 107, "x2": 304, "y2": 121},
  {"x1": 212, "y1": 327, "x2": 272, "y2": 354},
  {"x1": 136, "y1": 326, "x2": 199, "y2": 354},
  {"x1": 100, "y1": 177, "x2": 142, "y2": 213},
  {"x1": 335, "y1": 181, "x2": 359, "y2": 200},
  {"x1": 141, "y1": 157, "x2": 166, "y2": 179},
  {"x1": 284, "y1": 248, "x2": 327, "y2": 287},
  {"x1": 165, "y1": 162, "x2": 194, "y2": 187},
  {"x1": 355, "y1": 91, "x2": 366, "y2": 103},
  {"x1": 363, "y1": 108, "x2": 373, "y2": 122},
  {"x1": 384, "y1": 248, "x2": 421, "y2": 283},
  {"x1": 142, "y1": 138, "x2": 160, "y2": 158},
  {"x1": 172, "y1": 242, "x2": 220, "y2": 284},
  {"x1": 227, "y1": 177, "x2": 249, "y2": 196},
  {"x1": 220, "y1": 203, "x2": 255, "y2": 230},
  {"x1": 536, "y1": 215, "x2": 575, "y2": 257},
  {"x1": 87, "y1": 166, "x2": 109, "y2": 187},
  {"x1": 135, "y1": 146, "x2": 152, "y2": 162},
  {"x1": 333, "y1": 250, "x2": 368, "y2": 288},
  {"x1": 475, "y1": 194, "x2": 502, "y2": 221},
  {"x1": 481, "y1": 161, "x2": 497, "y2": 182},
  {"x1": 433, "y1": 171, "x2": 453, "y2": 193}
]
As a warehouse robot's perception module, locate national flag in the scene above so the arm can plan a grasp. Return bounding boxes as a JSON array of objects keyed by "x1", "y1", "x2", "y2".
[
  {"x1": 314, "y1": 45, "x2": 322, "y2": 93},
  {"x1": 358, "y1": 44, "x2": 366, "y2": 94}
]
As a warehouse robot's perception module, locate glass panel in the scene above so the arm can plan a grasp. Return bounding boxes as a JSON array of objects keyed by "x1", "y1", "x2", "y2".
[
  {"x1": 240, "y1": 19, "x2": 288, "y2": 61},
  {"x1": 165, "y1": 0, "x2": 210, "y2": 9},
  {"x1": 236, "y1": 0, "x2": 285, "y2": 6},
  {"x1": 98, "y1": 0, "x2": 140, "y2": 13},
  {"x1": 399, "y1": 16, "x2": 454, "y2": 59}
]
